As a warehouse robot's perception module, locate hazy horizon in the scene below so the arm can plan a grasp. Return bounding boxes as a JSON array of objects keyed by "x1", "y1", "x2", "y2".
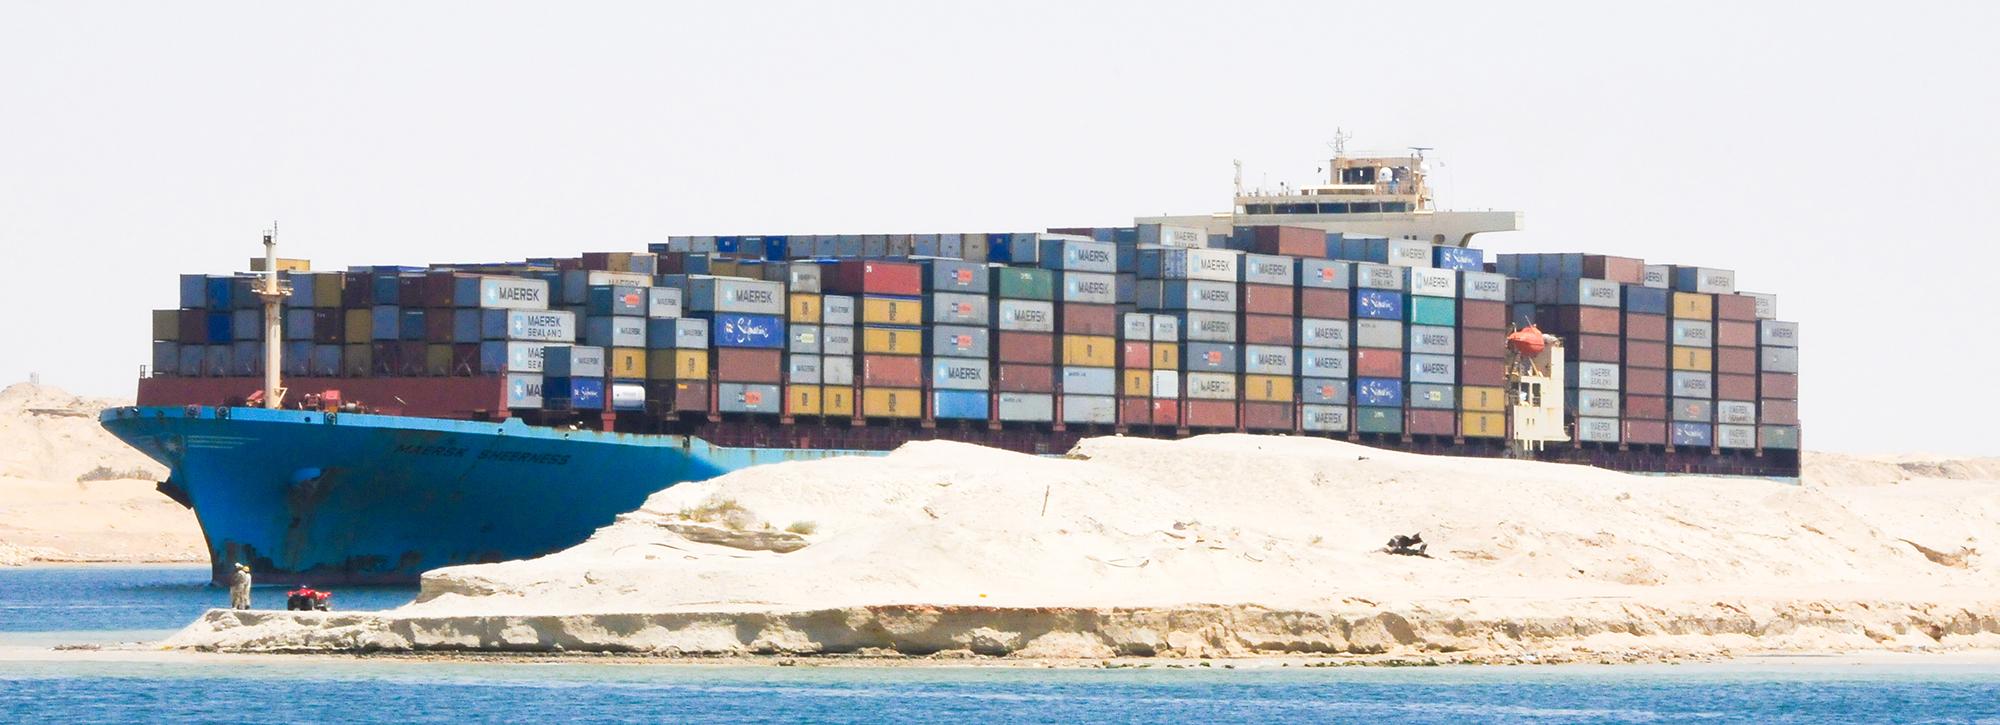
[{"x1": 3, "y1": 1, "x2": 1995, "y2": 454}]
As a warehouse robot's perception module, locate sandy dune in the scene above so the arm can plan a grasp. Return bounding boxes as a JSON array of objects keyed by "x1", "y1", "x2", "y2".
[
  {"x1": 172, "y1": 434, "x2": 2000, "y2": 662},
  {"x1": 0, "y1": 383, "x2": 201, "y2": 565}
]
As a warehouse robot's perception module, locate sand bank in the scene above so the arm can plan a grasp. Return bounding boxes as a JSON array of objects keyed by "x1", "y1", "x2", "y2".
[{"x1": 0, "y1": 383, "x2": 200, "y2": 566}]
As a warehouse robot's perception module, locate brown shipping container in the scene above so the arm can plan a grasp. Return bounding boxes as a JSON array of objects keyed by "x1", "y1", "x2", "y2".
[
  {"x1": 1461, "y1": 357, "x2": 1506, "y2": 387},
  {"x1": 715, "y1": 348, "x2": 783, "y2": 384},
  {"x1": 1626, "y1": 367, "x2": 1668, "y2": 395},
  {"x1": 1715, "y1": 294, "x2": 1759, "y2": 321},
  {"x1": 861, "y1": 354, "x2": 923, "y2": 387},
  {"x1": 1716, "y1": 347, "x2": 1757, "y2": 375},
  {"x1": 1459, "y1": 328, "x2": 1508, "y2": 359},
  {"x1": 1060, "y1": 303, "x2": 1118, "y2": 336},
  {"x1": 1242, "y1": 314, "x2": 1297, "y2": 346},
  {"x1": 398, "y1": 275, "x2": 426, "y2": 306},
  {"x1": 1407, "y1": 409, "x2": 1456, "y2": 436},
  {"x1": 1355, "y1": 349, "x2": 1403, "y2": 378},
  {"x1": 1118, "y1": 397, "x2": 1150, "y2": 426},
  {"x1": 1250, "y1": 225, "x2": 1326, "y2": 258},
  {"x1": 177, "y1": 309, "x2": 205, "y2": 344},
  {"x1": 1717, "y1": 373, "x2": 1756, "y2": 401},
  {"x1": 1242, "y1": 401, "x2": 1293, "y2": 430},
  {"x1": 1761, "y1": 399, "x2": 1800, "y2": 425},
  {"x1": 425, "y1": 310, "x2": 455, "y2": 343},
  {"x1": 996, "y1": 331, "x2": 1056, "y2": 364},
  {"x1": 647, "y1": 380, "x2": 709, "y2": 414},
  {"x1": 1298, "y1": 288, "x2": 1350, "y2": 319},
  {"x1": 995, "y1": 363, "x2": 1056, "y2": 393},
  {"x1": 1151, "y1": 399, "x2": 1180, "y2": 427},
  {"x1": 1625, "y1": 340, "x2": 1668, "y2": 369},
  {"x1": 342, "y1": 272, "x2": 373, "y2": 307},
  {"x1": 828, "y1": 260, "x2": 922, "y2": 296},
  {"x1": 1575, "y1": 334, "x2": 1621, "y2": 363},
  {"x1": 1241, "y1": 284, "x2": 1296, "y2": 316},
  {"x1": 1624, "y1": 420, "x2": 1668, "y2": 445},
  {"x1": 1183, "y1": 400, "x2": 1236, "y2": 428},
  {"x1": 1120, "y1": 342, "x2": 1151, "y2": 370},
  {"x1": 1715, "y1": 320, "x2": 1757, "y2": 348},
  {"x1": 1624, "y1": 313, "x2": 1667, "y2": 342},
  {"x1": 1761, "y1": 372, "x2": 1798, "y2": 399},
  {"x1": 449, "y1": 344, "x2": 479, "y2": 376},
  {"x1": 397, "y1": 341, "x2": 427, "y2": 375},
  {"x1": 1582, "y1": 255, "x2": 1645, "y2": 284},
  {"x1": 1624, "y1": 394, "x2": 1668, "y2": 420},
  {"x1": 1459, "y1": 300, "x2": 1506, "y2": 330},
  {"x1": 313, "y1": 309, "x2": 344, "y2": 344},
  {"x1": 369, "y1": 342, "x2": 401, "y2": 376},
  {"x1": 1553, "y1": 306, "x2": 1621, "y2": 335}
]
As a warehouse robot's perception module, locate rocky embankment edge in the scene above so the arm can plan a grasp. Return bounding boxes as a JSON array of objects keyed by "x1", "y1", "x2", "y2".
[{"x1": 166, "y1": 598, "x2": 2000, "y2": 663}]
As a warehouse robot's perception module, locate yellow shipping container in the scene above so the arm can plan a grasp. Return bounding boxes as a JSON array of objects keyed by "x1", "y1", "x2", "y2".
[
  {"x1": 1150, "y1": 342, "x2": 1179, "y2": 369},
  {"x1": 1461, "y1": 411, "x2": 1507, "y2": 438},
  {"x1": 861, "y1": 387, "x2": 922, "y2": 418},
  {"x1": 1061, "y1": 335, "x2": 1116, "y2": 367},
  {"x1": 710, "y1": 260, "x2": 741, "y2": 278},
  {"x1": 786, "y1": 385, "x2": 822, "y2": 416},
  {"x1": 788, "y1": 293, "x2": 823, "y2": 323},
  {"x1": 342, "y1": 344, "x2": 371, "y2": 377},
  {"x1": 646, "y1": 349, "x2": 709, "y2": 379},
  {"x1": 1671, "y1": 346, "x2": 1714, "y2": 372},
  {"x1": 823, "y1": 386, "x2": 855, "y2": 417},
  {"x1": 861, "y1": 297, "x2": 924, "y2": 325},
  {"x1": 151, "y1": 309, "x2": 180, "y2": 341},
  {"x1": 1122, "y1": 370, "x2": 1151, "y2": 397},
  {"x1": 1672, "y1": 292, "x2": 1714, "y2": 320},
  {"x1": 249, "y1": 257, "x2": 311, "y2": 272},
  {"x1": 313, "y1": 274, "x2": 344, "y2": 308},
  {"x1": 609, "y1": 348, "x2": 647, "y2": 379},
  {"x1": 1461, "y1": 386, "x2": 1507, "y2": 413},
  {"x1": 1243, "y1": 374, "x2": 1295, "y2": 402},
  {"x1": 344, "y1": 309, "x2": 372, "y2": 342},
  {"x1": 424, "y1": 345, "x2": 453, "y2": 376},
  {"x1": 861, "y1": 327, "x2": 923, "y2": 355}
]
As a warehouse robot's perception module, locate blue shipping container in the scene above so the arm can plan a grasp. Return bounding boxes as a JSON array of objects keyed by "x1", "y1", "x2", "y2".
[
  {"x1": 205, "y1": 276, "x2": 234, "y2": 309},
  {"x1": 1671, "y1": 422, "x2": 1714, "y2": 447},
  {"x1": 1433, "y1": 246, "x2": 1484, "y2": 272},
  {"x1": 1622, "y1": 285, "x2": 1670, "y2": 315},
  {"x1": 1356, "y1": 377, "x2": 1404, "y2": 407},
  {"x1": 1355, "y1": 289, "x2": 1406, "y2": 319},
  {"x1": 544, "y1": 377, "x2": 606, "y2": 410},
  {"x1": 205, "y1": 312, "x2": 233, "y2": 343},
  {"x1": 930, "y1": 390, "x2": 988, "y2": 420},
  {"x1": 708, "y1": 313, "x2": 786, "y2": 349}
]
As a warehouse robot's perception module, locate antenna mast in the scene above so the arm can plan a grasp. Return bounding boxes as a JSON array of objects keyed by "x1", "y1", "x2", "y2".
[
  {"x1": 256, "y1": 223, "x2": 289, "y2": 409},
  {"x1": 1232, "y1": 159, "x2": 1243, "y2": 196}
]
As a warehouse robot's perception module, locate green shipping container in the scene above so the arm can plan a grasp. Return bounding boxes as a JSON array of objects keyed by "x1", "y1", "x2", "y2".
[
  {"x1": 1759, "y1": 424, "x2": 1800, "y2": 449},
  {"x1": 1409, "y1": 296, "x2": 1457, "y2": 326},
  {"x1": 1356, "y1": 405, "x2": 1404, "y2": 434},
  {"x1": 994, "y1": 267, "x2": 1055, "y2": 301}
]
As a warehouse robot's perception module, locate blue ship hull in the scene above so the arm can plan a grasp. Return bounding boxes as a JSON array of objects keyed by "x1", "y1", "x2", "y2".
[{"x1": 100, "y1": 406, "x2": 862, "y2": 585}]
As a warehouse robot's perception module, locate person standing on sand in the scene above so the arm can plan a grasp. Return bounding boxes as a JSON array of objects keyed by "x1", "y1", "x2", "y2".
[{"x1": 229, "y1": 563, "x2": 252, "y2": 610}]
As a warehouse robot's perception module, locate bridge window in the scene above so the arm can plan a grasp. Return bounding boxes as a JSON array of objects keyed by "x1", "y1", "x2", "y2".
[
  {"x1": 1244, "y1": 203, "x2": 1273, "y2": 215},
  {"x1": 1315, "y1": 202, "x2": 1349, "y2": 214},
  {"x1": 1351, "y1": 202, "x2": 1382, "y2": 213},
  {"x1": 1381, "y1": 202, "x2": 1409, "y2": 213},
  {"x1": 1278, "y1": 203, "x2": 1316, "y2": 214}
]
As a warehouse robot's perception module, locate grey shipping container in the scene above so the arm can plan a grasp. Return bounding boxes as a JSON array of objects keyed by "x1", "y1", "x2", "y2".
[
  {"x1": 1297, "y1": 259, "x2": 1352, "y2": 289},
  {"x1": 471, "y1": 276, "x2": 553, "y2": 310},
  {"x1": 1716, "y1": 400, "x2": 1757, "y2": 425},
  {"x1": 1760, "y1": 347, "x2": 1799, "y2": 373},
  {"x1": 822, "y1": 355, "x2": 856, "y2": 386},
  {"x1": 788, "y1": 355, "x2": 823, "y2": 385},
  {"x1": 1060, "y1": 366, "x2": 1116, "y2": 396},
  {"x1": 684, "y1": 277, "x2": 786, "y2": 315},
  {"x1": 1178, "y1": 311, "x2": 1238, "y2": 342},
  {"x1": 929, "y1": 292, "x2": 991, "y2": 325},
  {"x1": 994, "y1": 299, "x2": 1057, "y2": 333},
  {"x1": 1184, "y1": 372, "x2": 1237, "y2": 400},
  {"x1": 1301, "y1": 405, "x2": 1350, "y2": 432},
  {"x1": 482, "y1": 341, "x2": 549, "y2": 373},
  {"x1": 1672, "y1": 371, "x2": 1715, "y2": 398},
  {"x1": 1299, "y1": 348, "x2": 1349, "y2": 378},
  {"x1": 1577, "y1": 417, "x2": 1621, "y2": 443},
  {"x1": 1058, "y1": 272, "x2": 1117, "y2": 304},
  {"x1": 1239, "y1": 254, "x2": 1296, "y2": 285},
  {"x1": 823, "y1": 325, "x2": 856, "y2": 356},
  {"x1": 1407, "y1": 354, "x2": 1456, "y2": 384},
  {"x1": 1355, "y1": 320, "x2": 1404, "y2": 349},
  {"x1": 505, "y1": 373, "x2": 544, "y2": 408},
  {"x1": 1060, "y1": 394, "x2": 1117, "y2": 424},
  {"x1": 1243, "y1": 345, "x2": 1294, "y2": 375},
  {"x1": 1573, "y1": 389, "x2": 1620, "y2": 418},
  {"x1": 823, "y1": 295, "x2": 857, "y2": 325},
  {"x1": 1407, "y1": 268, "x2": 1458, "y2": 298},
  {"x1": 1717, "y1": 424, "x2": 1757, "y2": 449},
  {"x1": 1136, "y1": 280, "x2": 1238, "y2": 312},
  {"x1": 1407, "y1": 325, "x2": 1456, "y2": 355},
  {"x1": 1410, "y1": 383, "x2": 1456, "y2": 410},
  {"x1": 922, "y1": 259, "x2": 989, "y2": 293},
  {"x1": 931, "y1": 358, "x2": 992, "y2": 390},
  {"x1": 1300, "y1": 318, "x2": 1350, "y2": 348},
  {"x1": 1460, "y1": 271, "x2": 1508, "y2": 302},
  {"x1": 585, "y1": 316, "x2": 646, "y2": 348},
  {"x1": 1138, "y1": 247, "x2": 1239, "y2": 282},
  {"x1": 544, "y1": 345, "x2": 607, "y2": 378},
  {"x1": 717, "y1": 383, "x2": 783, "y2": 414},
  {"x1": 1575, "y1": 362, "x2": 1620, "y2": 391},
  {"x1": 1150, "y1": 315, "x2": 1179, "y2": 343},
  {"x1": 647, "y1": 287, "x2": 684, "y2": 319},
  {"x1": 929, "y1": 324, "x2": 991, "y2": 358},
  {"x1": 481, "y1": 309, "x2": 577, "y2": 342},
  {"x1": 1300, "y1": 378, "x2": 1349, "y2": 405},
  {"x1": 1353, "y1": 263, "x2": 1407, "y2": 291},
  {"x1": 1670, "y1": 320, "x2": 1714, "y2": 348},
  {"x1": 996, "y1": 392, "x2": 1054, "y2": 422},
  {"x1": 1641, "y1": 265, "x2": 1671, "y2": 289},
  {"x1": 1121, "y1": 313, "x2": 1154, "y2": 342},
  {"x1": 1758, "y1": 320, "x2": 1798, "y2": 348},
  {"x1": 1673, "y1": 398, "x2": 1713, "y2": 423},
  {"x1": 785, "y1": 263, "x2": 824, "y2": 294},
  {"x1": 646, "y1": 318, "x2": 710, "y2": 349},
  {"x1": 789, "y1": 324, "x2": 822, "y2": 354}
]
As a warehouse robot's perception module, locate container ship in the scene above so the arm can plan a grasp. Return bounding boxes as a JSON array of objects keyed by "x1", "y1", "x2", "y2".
[{"x1": 103, "y1": 148, "x2": 1802, "y2": 585}]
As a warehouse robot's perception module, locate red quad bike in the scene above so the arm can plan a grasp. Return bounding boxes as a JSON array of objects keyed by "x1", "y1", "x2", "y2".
[{"x1": 285, "y1": 586, "x2": 333, "y2": 611}]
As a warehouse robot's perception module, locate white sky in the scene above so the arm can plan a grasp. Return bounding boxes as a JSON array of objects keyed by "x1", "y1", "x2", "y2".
[{"x1": 2, "y1": 2, "x2": 1995, "y2": 455}]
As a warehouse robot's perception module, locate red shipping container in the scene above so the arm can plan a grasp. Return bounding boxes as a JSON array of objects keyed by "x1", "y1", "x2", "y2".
[
  {"x1": 717, "y1": 348, "x2": 783, "y2": 383},
  {"x1": 426, "y1": 309, "x2": 456, "y2": 343},
  {"x1": 995, "y1": 363, "x2": 1055, "y2": 393},
  {"x1": 1151, "y1": 399, "x2": 1180, "y2": 427},
  {"x1": 420, "y1": 272, "x2": 456, "y2": 308},
  {"x1": 1459, "y1": 328, "x2": 1508, "y2": 359},
  {"x1": 1183, "y1": 399, "x2": 1236, "y2": 428},
  {"x1": 1552, "y1": 306, "x2": 1621, "y2": 335},
  {"x1": 1242, "y1": 284, "x2": 1296, "y2": 316},
  {"x1": 1626, "y1": 367, "x2": 1668, "y2": 395},
  {"x1": 1625, "y1": 340, "x2": 1668, "y2": 369},
  {"x1": 1715, "y1": 294, "x2": 1758, "y2": 322},
  {"x1": 859, "y1": 354, "x2": 922, "y2": 387},
  {"x1": 1575, "y1": 334, "x2": 1621, "y2": 363},
  {"x1": 654, "y1": 254, "x2": 687, "y2": 275},
  {"x1": 829, "y1": 260, "x2": 922, "y2": 296},
  {"x1": 1624, "y1": 394, "x2": 1668, "y2": 420},
  {"x1": 1716, "y1": 347, "x2": 1757, "y2": 375},
  {"x1": 1716, "y1": 374, "x2": 1756, "y2": 401},
  {"x1": 1624, "y1": 419, "x2": 1667, "y2": 445},
  {"x1": 1715, "y1": 320, "x2": 1756, "y2": 348},
  {"x1": 1060, "y1": 303, "x2": 1118, "y2": 336},
  {"x1": 1461, "y1": 357, "x2": 1506, "y2": 387},
  {"x1": 1242, "y1": 314, "x2": 1298, "y2": 346},
  {"x1": 313, "y1": 309, "x2": 345, "y2": 344},
  {"x1": 1120, "y1": 342, "x2": 1151, "y2": 369},
  {"x1": 177, "y1": 309, "x2": 206, "y2": 344},
  {"x1": 553, "y1": 257, "x2": 583, "y2": 271},
  {"x1": 396, "y1": 341, "x2": 427, "y2": 375},
  {"x1": 342, "y1": 272, "x2": 374, "y2": 307},
  {"x1": 1761, "y1": 372, "x2": 1798, "y2": 399},
  {"x1": 1582, "y1": 255, "x2": 1645, "y2": 284},
  {"x1": 1459, "y1": 300, "x2": 1506, "y2": 330},
  {"x1": 1250, "y1": 225, "x2": 1326, "y2": 258},
  {"x1": 370, "y1": 342, "x2": 401, "y2": 376},
  {"x1": 1118, "y1": 398, "x2": 1151, "y2": 426},
  {"x1": 1242, "y1": 401, "x2": 1294, "y2": 430},
  {"x1": 398, "y1": 275, "x2": 427, "y2": 306},
  {"x1": 1355, "y1": 349, "x2": 1404, "y2": 378},
  {"x1": 1761, "y1": 399, "x2": 1799, "y2": 425},
  {"x1": 1624, "y1": 313, "x2": 1667, "y2": 342},
  {"x1": 1407, "y1": 409, "x2": 1456, "y2": 436},
  {"x1": 449, "y1": 344, "x2": 480, "y2": 376},
  {"x1": 996, "y1": 331, "x2": 1055, "y2": 364},
  {"x1": 647, "y1": 380, "x2": 709, "y2": 414},
  {"x1": 1299, "y1": 288, "x2": 1350, "y2": 319}
]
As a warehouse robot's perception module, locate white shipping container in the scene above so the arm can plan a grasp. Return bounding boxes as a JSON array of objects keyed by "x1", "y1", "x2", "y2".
[
  {"x1": 1459, "y1": 271, "x2": 1508, "y2": 302},
  {"x1": 1354, "y1": 263, "x2": 1407, "y2": 291},
  {"x1": 1138, "y1": 223, "x2": 1207, "y2": 248},
  {"x1": 1059, "y1": 272, "x2": 1117, "y2": 304},
  {"x1": 1407, "y1": 268, "x2": 1459, "y2": 298},
  {"x1": 560, "y1": 271, "x2": 649, "y2": 305},
  {"x1": 1407, "y1": 325, "x2": 1456, "y2": 355},
  {"x1": 1672, "y1": 371, "x2": 1714, "y2": 398},
  {"x1": 483, "y1": 341, "x2": 549, "y2": 373},
  {"x1": 1354, "y1": 319, "x2": 1404, "y2": 348},
  {"x1": 610, "y1": 383, "x2": 647, "y2": 411},
  {"x1": 1716, "y1": 400, "x2": 1757, "y2": 425},
  {"x1": 1758, "y1": 320, "x2": 1798, "y2": 348},
  {"x1": 1121, "y1": 313, "x2": 1153, "y2": 342},
  {"x1": 1299, "y1": 348, "x2": 1349, "y2": 378},
  {"x1": 685, "y1": 277, "x2": 786, "y2": 315},
  {"x1": 1300, "y1": 318, "x2": 1350, "y2": 349},
  {"x1": 1641, "y1": 265, "x2": 1671, "y2": 289},
  {"x1": 1760, "y1": 347, "x2": 1799, "y2": 373},
  {"x1": 788, "y1": 355, "x2": 823, "y2": 385},
  {"x1": 478, "y1": 277, "x2": 552, "y2": 310},
  {"x1": 1575, "y1": 362, "x2": 1621, "y2": 391},
  {"x1": 506, "y1": 373, "x2": 544, "y2": 408},
  {"x1": 821, "y1": 355, "x2": 855, "y2": 386},
  {"x1": 482, "y1": 309, "x2": 576, "y2": 342},
  {"x1": 789, "y1": 324, "x2": 822, "y2": 354},
  {"x1": 994, "y1": 299, "x2": 1057, "y2": 332},
  {"x1": 823, "y1": 325, "x2": 856, "y2": 356},
  {"x1": 1150, "y1": 315, "x2": 1180, "y2": 343},
  {"x1": 1301, "y1": 405, "x2": 1350, "y2": 432},
  {"x1": 1407, "y1": 354, "x2": 1456, "y2": 384},
  {"x1": 1239, "y1": 254, "x2": 1296, "y2": 285},
  {"x1": 1141, "y1": 247, "x2": 1239, "y2": 282},
  {"x1": 1060, "y1": 394, "x2": 1116, "y2": 424},
  {"x1": 1243, "y1": 345, "x2": 1294, "y2": 375},
  {"x1": 1717, "y1": 424, "x2": 1757, "y2": 449},
  {"x1": 646, "y1": 287, "x2": 683, "y2": 319},
  {"x1": 1743, "y1": 292, "x2": 1778, "y2": 320},
  {"x1": 1385, "y1": 239, "x2": 1434, "y2": 268},
  {"x1": 1184, "y1": 372, "x2": 1238, "y2": 400},
  {"x1": 1179, "y1": 311, "x2": 1237, "y2": 342},
  {"x1": 1149, "y1": 370, "x2": 1181, "y2": 399},
  {"x1": 996, "y1": 392, "x2": 1054, "y2": 422},
  {"x1": 822, "y1": 295, "x2": 857, "y2": 325},
  {"x1": 1060, "y1": 366, "x2": 1116, "y2": 396},
  {"x1": 1574, "y1": 389, "x2": 1620, "y2": 417},
  {"x1": 1576, "y1": 417, "x2": 1621, "y2": 443}
]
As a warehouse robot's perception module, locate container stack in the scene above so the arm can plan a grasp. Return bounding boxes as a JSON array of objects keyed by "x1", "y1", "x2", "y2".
[
  {"x1": 1351, "y1": 263, "x2": 1408, "y2": 436},
  {"x1": 683, "y1": 275, "x2": 787, "y2": 417},
  {"x1": 1667, "y1": 266, "x2": 1733, "y2": 450},
  {"x1": 1404, "y1": 265, "x2": 1458, "y2": 438},
  {"x1": 543, "y1": 345, "x2": 606, "y2": 413},
  {"x1": 1758, "y1": 314, "x2": 1801, "y2": 451},
  {"x1": 1046, "y1": 237, "x2": 1119, "y2": 428},
  {"x1": 832, "y1": 260, "x2": 924, "y2": 420},
  {"x1": 1115, "y1": 312, "x2": 1180, "y2": 428},
  {"x1": 818, "y1": 292, "x2": 857, "y2": 418},
  {"x1": 1238, "y1": 250, "x2": 1300, "y2": 432},
  {"x1": 1297, "y1": 256, "x2": 1352, "y2": 435},
  {"x1": 1711, "y1": 281, "x2": 1762, "y2": 450},
  {"x1": 992, "y1": 266, "x2": 1057, "y2": 425},
  {"x1": 1136, "y1": 246, "x2": 1242, "y2": 431},
  {"x1": 1456, "y1": 262, "x2": 1510, "y2": 439},
  {"x1": 1620, "y1": 272, "x2": 1672, "y2": 447},
  {"x1": 782, "y1": 263, "x2": 829, "y2": 418},
  {"x1": 921, "y1": 258, "x2": 993, "y2": 422}
]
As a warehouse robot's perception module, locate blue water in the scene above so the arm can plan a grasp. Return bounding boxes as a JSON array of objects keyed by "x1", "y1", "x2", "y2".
[{"x1": 4, "y1": 568, "x2": 1999, "y2": 723}]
